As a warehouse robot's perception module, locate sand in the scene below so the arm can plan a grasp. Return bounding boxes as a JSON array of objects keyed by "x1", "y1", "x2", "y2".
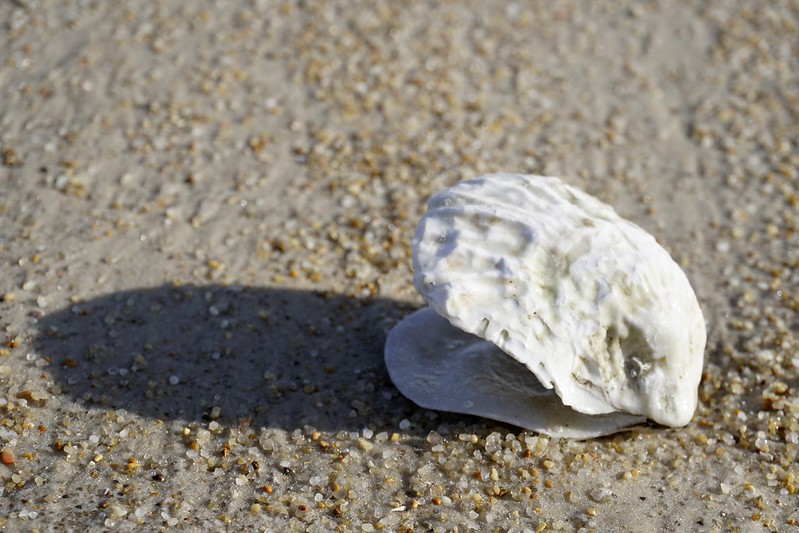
[{"x1": 1, "y1": 0, "x2": 798, "y2": 531}]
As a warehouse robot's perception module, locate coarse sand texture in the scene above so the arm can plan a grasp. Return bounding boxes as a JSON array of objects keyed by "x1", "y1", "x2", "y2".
[{"x1": 1, "y1": 1, "x2": 798, "y2": 531}]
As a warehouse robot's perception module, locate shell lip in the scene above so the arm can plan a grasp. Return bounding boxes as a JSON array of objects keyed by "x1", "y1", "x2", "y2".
[{"x1": 384, "y1": 307, "x2": 647, "y2": 439}]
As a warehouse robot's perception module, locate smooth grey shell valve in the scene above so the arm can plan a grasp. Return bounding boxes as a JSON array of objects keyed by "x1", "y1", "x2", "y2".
[{"x1": 385, "y1": 173, "x2": 706, "y2": 438}]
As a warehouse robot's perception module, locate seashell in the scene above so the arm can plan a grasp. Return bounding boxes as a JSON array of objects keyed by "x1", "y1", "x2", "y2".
[{"x1": 385, "y1": 173, "x2": 706, "y2": 438}]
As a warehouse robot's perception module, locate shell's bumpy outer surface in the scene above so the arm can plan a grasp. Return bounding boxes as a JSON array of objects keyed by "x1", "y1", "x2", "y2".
[{"x1": 387, "y1": 173, "x2": 706, "y2": 437}]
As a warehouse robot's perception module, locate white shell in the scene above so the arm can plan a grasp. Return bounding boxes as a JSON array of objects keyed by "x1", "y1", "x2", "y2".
[{"x1": 385, "y1": 173, "x2": 706, "y2": 438}]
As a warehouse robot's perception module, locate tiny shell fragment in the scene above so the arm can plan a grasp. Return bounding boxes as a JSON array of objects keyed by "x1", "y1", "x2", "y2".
[{"x1": 386, "y1": 173, "x2": 706, "y2": 437}]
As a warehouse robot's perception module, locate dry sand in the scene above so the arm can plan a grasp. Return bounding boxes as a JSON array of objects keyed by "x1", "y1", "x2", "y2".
[{"x1": 1, "y1": 1, "x2": 798, "y2": 531}]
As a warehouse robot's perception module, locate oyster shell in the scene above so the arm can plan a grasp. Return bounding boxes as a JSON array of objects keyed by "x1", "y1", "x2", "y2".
[{"x1": 385, "y1": 173, "x2": 706, "y2": 438}]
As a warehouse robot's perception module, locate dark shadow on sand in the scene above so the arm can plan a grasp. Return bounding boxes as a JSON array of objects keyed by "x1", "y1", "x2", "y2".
[{"x1": 33, "y1": 284, "x2": 453, "y2": 432}]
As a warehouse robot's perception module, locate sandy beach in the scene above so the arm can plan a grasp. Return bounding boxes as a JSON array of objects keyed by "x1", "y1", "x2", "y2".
[{"x1": 1, "y1": 0, "x2": 798, "y2": 531}]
